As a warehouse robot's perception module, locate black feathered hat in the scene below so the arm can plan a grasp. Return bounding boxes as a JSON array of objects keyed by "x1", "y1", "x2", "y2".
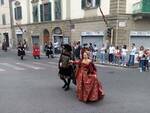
[{"x1": 63, "y1": 44, "x2": 72, "y2": 52}]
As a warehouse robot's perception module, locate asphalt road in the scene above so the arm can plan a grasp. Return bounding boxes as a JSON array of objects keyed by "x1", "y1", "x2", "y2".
[{"x1": 0, "y1": 50, "x2": 150, "y2": 113}]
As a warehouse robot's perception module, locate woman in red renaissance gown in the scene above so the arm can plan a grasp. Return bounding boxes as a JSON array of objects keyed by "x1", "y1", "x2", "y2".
[{"x1": 70, "y1": 51, "x2": 104, "y2": 102}]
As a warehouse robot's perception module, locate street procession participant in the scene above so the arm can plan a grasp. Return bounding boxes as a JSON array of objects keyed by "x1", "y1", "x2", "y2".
[
  {"x1": 58, "y1": 44, "x2": 73, "y2": 91},
  {"x1": 46, "y1": 42, "x2": 54, "y2": 58},
  {"x1": 32, "y1": 43, "x2": 40, "y2": 59},
  {"x1": 70, "y1": 51, "x2": 104, "y2": 102},
  {"x1": 17, "y1": 42, "x2": 25, "y2": 60}
]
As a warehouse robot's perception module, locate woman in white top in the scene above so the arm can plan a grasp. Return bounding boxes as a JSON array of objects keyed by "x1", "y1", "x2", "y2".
[
  {"x1": 108, "y1": 45, "x2": 115, "y2": 64},
  {"x1": 100, "y1": 44, "x2": 106, "y2": 63},
  {"x1": 121, "y1": 45, "x2": 128, "y2": 66}
]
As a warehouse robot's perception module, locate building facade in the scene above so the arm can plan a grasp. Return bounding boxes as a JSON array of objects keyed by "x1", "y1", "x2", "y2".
[
  {"x1": 9, "y1": 0, "x2": 150, "y2": 51},
  {"x1": 11, "y1": 0, "x2": 71, "y2": 51},
  {"x1": 0, "y1": 0, "x2": 12, "y2": 48}
]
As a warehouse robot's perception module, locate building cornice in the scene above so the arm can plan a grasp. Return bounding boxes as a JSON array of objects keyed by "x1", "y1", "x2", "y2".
[{"x1": 12, "y1": 14, "x2": 132, "y2": 27}]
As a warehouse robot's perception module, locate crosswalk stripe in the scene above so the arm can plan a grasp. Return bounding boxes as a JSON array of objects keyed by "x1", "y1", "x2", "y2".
[
  {"x1": 48, "y1": 62, "x2": 57, "y2": 65},
  {"x1": 33, "y1": 62, "x2": 50, "y2": 67},
  {"x1": 0, "y1": 68, "x2": 5, "y2": 72},
  {"x1": 16, "y1": 63, "x2": 44, "y2": 70},
  {"x1": 0, "y1": 63, "x2": 25, "y2": 70},
  {"x1": 33, "y1": 62, "x2": 57, "y2": 68}
]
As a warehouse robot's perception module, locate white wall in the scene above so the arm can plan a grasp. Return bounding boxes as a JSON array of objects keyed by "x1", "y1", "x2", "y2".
[
  {"x1": 69, "y1": 0, "x2": 110, "y2": 19},
  {"x1": 12, "y1": 0, "x2": 29, "y2": 25},
  {"x1": 0, "y1": 0, "x2": 11, "y2": 26},
  {"x1": 70, "y1": 0, "x2": 84, "y2": 19},
  {"x1": 97, "y1": 0, "x2": 110, "y2": 16},
  {"x1": 126, "y1": 0, "x2": 141, "y2": 14},
  {"x1": 0, "y1": 0, "x2": 12, "y2": 47}
]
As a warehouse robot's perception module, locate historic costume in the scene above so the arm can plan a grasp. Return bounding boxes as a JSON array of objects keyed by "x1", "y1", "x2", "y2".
[
  {"x1": 46, "y1": 44, "x2": 54, "y2": 58},
  {"x1": 32, "y1": 44, "x2": 40, "y2": 59},
  {"x1": 17, "y1": 44, "x2": 25, "y2": 60},
  {"x1": 73, "y1": 60, "x2": 104, "y2": 102},
  {"x1": 58, "y1": 44, "x2": 73, "y2": 91}
]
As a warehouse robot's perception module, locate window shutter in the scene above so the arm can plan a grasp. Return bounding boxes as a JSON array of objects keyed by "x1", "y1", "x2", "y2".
[
  {"x1": 48, "y1": 2, "x2": 51, "y2": 21},
  {"x1": 81, "y1": 0, "x2": 86, "y2": 9},
  {"x1": 19, "y1": 7, "x2": 22, "y2": 19},
  {"x1": 40, "y1": 4, "x2": 43, "y2": 21},
  {"x1": 33, "y1": 5, "x2": 38, "y2": 22},
  {"x1": 14, "y1": 8, "x2": 17, "y2": 20},
  {"x1": 96, "y1": 0, "x2": 100, "y2": 7}
]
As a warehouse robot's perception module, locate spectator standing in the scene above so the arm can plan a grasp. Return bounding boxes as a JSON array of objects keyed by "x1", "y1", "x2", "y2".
[
  {"x1": 89, "y1": 43, "x2": 94, "y2": 60},
  {"x1": 93, "y1": 44, "x2": 98, "y2": 62},
  {"x1": 144, "y1": 49, "x2": 149, "y2": 71},
  {"x1": 121, "y1": 45, "x2": 128, "y2": 66},
  {"x1": 74, "y1": 41, "x2": 81, "y2": 60},
  {"x1": 127, "y1": 43, "x2": 137, "y2": 66},
  {"x1": 138, "y1": 46, "x2": 145, "y2": 72},
  {"x1": 100, "y1": 44, "x2": 106, "y2": 64},
  {"x1": 108, "y1": 45, "x2": 115, "y2": 64},
  {"x1": 114, "y1": 46, "x2": 121, "y2": 65}
]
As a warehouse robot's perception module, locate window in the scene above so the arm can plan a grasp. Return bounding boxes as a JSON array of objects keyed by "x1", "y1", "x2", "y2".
[
  {"x1": 81, "y1": 0, "x2": 100, "y2": 9},
  {"x1": 40, "y1": 2, "x2": 51, "y2": 22},
  {"x1": 0, "y1": 0, "x2": 4, "y2": 5},
  {"x1": 2, "y1": 14, "x2": 6, "y2": 25},
  {"x1": 14, "y1": 7, "x2": 22, "y2": 20},
  {"x1": 33, "y1": 5, "x2": 38, "y2": 22},
  {"x1": 55, "y1": 0, "x2": 62, "y2": 20}
]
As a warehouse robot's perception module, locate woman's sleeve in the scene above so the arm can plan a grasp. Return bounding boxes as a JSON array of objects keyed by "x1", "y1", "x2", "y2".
[
  {"x1": 72, "y1": 60, "x2": 81, "y2": 65},
  {"x1": 88, "y1": 62, "x2": 97, "y2": 74}
]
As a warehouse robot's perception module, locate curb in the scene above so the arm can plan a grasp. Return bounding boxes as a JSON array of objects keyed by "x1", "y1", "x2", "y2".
[{"x1": 94, "y1": 62, "x2": 139, "y2": 68}]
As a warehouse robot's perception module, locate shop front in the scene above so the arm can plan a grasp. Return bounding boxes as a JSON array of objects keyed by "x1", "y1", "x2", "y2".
[
  {"x1": 130, "y1": 31, "x2": 150, "y2": 49},
  {"x1": 81, "y1": 31, "x2": 105, "y2": 48}
]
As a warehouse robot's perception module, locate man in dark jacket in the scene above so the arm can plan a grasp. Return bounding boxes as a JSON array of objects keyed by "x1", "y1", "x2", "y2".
[{"x1": 58, "y1": 44, "x2": 73, "y2": 91}]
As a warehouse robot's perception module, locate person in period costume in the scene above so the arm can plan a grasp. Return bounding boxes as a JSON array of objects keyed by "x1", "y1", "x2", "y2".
[
  {"x1": 58, "y1": 44, "x2": 73, "y2": 91},
  {"x1": 32, "y1": 43, "x2": 40, "y2": 59},
  {"x1": 2, "y1": 39, "x2": 7, "y2": 52},
  {"x1": 17, "y1": 43, "x2": 25, "y2": 60},
  {"x1": 70, "y1": 51, "x2": 104, "y2": 102},
  {"x1": 46, "y1": 42, "x2": 54, "y2": 58}
]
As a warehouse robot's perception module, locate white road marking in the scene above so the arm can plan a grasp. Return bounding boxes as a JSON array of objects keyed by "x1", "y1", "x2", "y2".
[
  {"x1": 16, "y1": 63, "x2": 44, "y2": 70},
  {"x1": 33, "y1": 62, "x2": 57, "y2": 68},
  {"x1": 0, "y1": 68, "x2": 6, "y2": 72},
  {"x1": 0, "y1": 63, "x2": 25, "y2": 70},
  {"x1": 48, "y1": 62, "x2": 57, "y2": 65},
  {"x1": 33, "y1": 62, "x2": 50, "y2": 67}
]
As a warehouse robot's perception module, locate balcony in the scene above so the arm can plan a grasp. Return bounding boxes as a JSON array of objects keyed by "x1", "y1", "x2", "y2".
[{"x1": 132, "y1": 0, "x2": 150, "y2": 20}]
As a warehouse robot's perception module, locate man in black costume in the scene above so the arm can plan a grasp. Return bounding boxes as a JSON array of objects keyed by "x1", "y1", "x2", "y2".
[{"x1": 58, "y1": 44, "x2": 73, "y2": 91}]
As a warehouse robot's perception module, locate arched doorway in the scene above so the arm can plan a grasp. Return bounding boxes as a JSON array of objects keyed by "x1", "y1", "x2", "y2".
[
  {"x1": 52, "y1": 27, "x2": 63, "y2": 54},
  {"x1": 43, "y1": 29, "x2": 50, "y2": 44}
]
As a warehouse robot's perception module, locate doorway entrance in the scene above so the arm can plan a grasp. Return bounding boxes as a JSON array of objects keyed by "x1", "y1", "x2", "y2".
[
  {"x1": 3, "y1": 33, "x2": 9, "y2": 47},
  {"x1": 43, "y1": 29, "x2": 50, "y2": 45}
]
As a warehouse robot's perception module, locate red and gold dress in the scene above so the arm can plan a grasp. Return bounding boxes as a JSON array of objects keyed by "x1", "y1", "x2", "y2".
[{"x1": 74, "y1": 60, "x2": 104, "y2": 102}]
